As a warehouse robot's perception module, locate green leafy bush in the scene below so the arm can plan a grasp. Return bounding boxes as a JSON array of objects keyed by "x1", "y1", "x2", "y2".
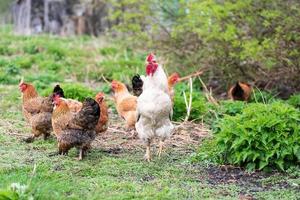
[
  {"x1": 288, "y1": 94, "x2": 300, "y2": 109},
  {"x1": 42, "y1": 83, "x2": 96, "y2": 101},
  {"x1": 0, "y1": 62, "x2": 20, "y2": 84},
  {"x1": 26, "y1": 72, "x2": 62, "y2": 91},
  {"x1": 4, "y1": 64, "x2": 20, "y2": 76},
  {"x1": 0, "y1": 45, "x2": 13, "y2": 56},
  {"x1": 13, "y1": 56, "x2": 33, "y2": 69},
  {"x1": 215, "y1": 102, "x2": 300, "y2": 171},
  {"x1": 219, "y1": 101, "x2": 246, "y2": 116},
  {"x1": 250, "y1": 89, "x2": 278, "y2": 104},
  {"x1": 108, "y1": 0, "x2": 300, "y2": 94},
  {"x1": 45, "y1": 43, "x2": 66, "y2": 60},
  {"x1": 61, "y1": 84, "x2": 97, "y2": 101},
  {"x1": 38, "y1": 59, "x2": 63, "y2": 71},
  {"x1": 205, "y1": 100, "x2": 246, "y2": 131},
  {"x1": 173, "y1": 85, "x2": 208, "y2": 121},
  {"x1": 23, "y1": 43, "x2": 40, "y2": 54},
  {"x1": 0, "y1": 72, "x2": 19, "y2": 85}
]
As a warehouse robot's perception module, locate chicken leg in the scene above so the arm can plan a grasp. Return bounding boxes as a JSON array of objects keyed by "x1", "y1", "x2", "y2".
[
  {"x1": 78, "y1": 148, "x2": 83, "y2": 160},
  {"x1": 157, "y1": 139, "x2": 164, "y2": 158},
  {"x1": 144, "y1": 140, "x2": 151, "y2": 162},
  {"x1": 43, "y1": 132, "x2": 51, "y2": 140}
]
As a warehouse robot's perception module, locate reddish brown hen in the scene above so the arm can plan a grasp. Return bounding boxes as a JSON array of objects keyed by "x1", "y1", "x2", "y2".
[
  {"x1": 19, "y1": 80, "x2": 54, "y2": 142},
  {"x1": 94, "y1": 92, "x2": 109, "y2": 134}
]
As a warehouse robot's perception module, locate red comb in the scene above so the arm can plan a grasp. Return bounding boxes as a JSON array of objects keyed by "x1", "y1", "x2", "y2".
[
  {"x1": 53, "y1": 94, "x2": 60, "y2": 101},
  {"x1": 146, "y1": 53, "x2": 156, "y2": 63}
]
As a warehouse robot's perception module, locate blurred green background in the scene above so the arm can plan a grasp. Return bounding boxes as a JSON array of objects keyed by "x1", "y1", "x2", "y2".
[{"x1": 0, "y1": 0, "x2": 299, "y2": 98}]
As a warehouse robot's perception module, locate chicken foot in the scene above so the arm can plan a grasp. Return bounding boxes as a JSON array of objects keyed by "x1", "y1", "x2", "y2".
[
  {"x1": 48, "y1": 150, "x2": 68, "y2": 157},
  {"x1": 23, "y1": 135, "x2": 36, "y2": 143},
  {"x1": 23, "y1": 131, "x2": 50, "y2": 143},
  {"x1": 49, "y1": 144, "x2": 70, "y2": 157}
]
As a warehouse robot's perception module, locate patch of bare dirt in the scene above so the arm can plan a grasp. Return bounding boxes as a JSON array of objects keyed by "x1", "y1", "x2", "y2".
[
  {"x1": 3, "y1": 110, "x2": 211, "y2": 153},
  {"x1": 206, "y1": 165, "x2": 299, "y2": 193},
  {"x1": 93, "y1": 112, "x2": 211, "y2": 153}
]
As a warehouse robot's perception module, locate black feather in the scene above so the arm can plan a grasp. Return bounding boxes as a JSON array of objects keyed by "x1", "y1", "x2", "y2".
[
  {"x1": 53, "y1": 85, "x2": 65, "y2": 98},
  {"x1": 232, "y1": 82, "x2": 244, "y2": 101},
  {"x1": 70, "y1": 97, "x2": 100, "y2": 130},
  {"x1": 132, "y1": 74, "x2": 143, "y2": 97},
  {"x1": 137, "y1": 114, "x2": 141, "y2": 122}
]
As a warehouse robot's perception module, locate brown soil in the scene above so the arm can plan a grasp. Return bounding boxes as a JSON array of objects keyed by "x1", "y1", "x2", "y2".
[{"x1": 93, "y1": 112, "x2": 211, "y2": 153}]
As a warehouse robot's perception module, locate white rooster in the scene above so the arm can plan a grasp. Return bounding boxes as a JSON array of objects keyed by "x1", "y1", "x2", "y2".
[{"x1": 136, "y1": 53, "x2": 174, "y2": 161}]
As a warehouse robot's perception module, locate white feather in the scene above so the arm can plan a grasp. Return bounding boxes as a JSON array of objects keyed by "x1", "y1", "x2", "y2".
[{"x1": 136, "y1": 64, "x2": 174, "y2": 143}]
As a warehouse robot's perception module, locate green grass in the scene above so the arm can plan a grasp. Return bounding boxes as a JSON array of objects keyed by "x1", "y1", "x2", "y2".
[
  {"x1": 1, "y1": 84, "x2": 300, "y2": 200},
  {"x1": 0, "y1": 29, "x2": 299, "y2": 199},
  {"x1": 0, "y1": 29, "x2": 145, "y2": 85},
  {"x1": 0, "y1": 137, "x2": 229, "y2": 200}
]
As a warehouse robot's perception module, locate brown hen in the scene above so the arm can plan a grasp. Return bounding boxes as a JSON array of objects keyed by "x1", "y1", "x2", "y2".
[
  {"x1": 19, "y1": 80, "x2": 53, "y2": 142},
  {"x1": 111, "y1": 80, "x2": 137, "y2": 129},
  {"x1": 52, "y1": 96, "x2": 100, "y2": 160},
  {"x1": 228, "y1": 82, "x2": 252, "y2": 101},
  {"x1": 94, "y1": 92, "x2": 109, "y2": 134}
]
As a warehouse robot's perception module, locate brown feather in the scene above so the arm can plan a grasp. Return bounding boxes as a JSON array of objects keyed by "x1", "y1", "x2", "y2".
[
  {"x1": 95, "y1": 93, "x2": 109, "y2": 134},
  {"x1": 228, "y1": 81, "x2": 252, "y2": 101},
  {"x1": 112, "y1": 80, "x2": 138, "y2": 129},
  {"x1": 21, "y1": 83, "x2": 53, "y2": 140},
  {"x1": 52, "y1": 98, "x2": 100, "y2": 158}
]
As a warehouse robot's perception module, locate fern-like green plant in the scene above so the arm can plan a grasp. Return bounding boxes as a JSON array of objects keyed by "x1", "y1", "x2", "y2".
[
  {"x1": 215, "y1": 102, "x2": 300, "y2": 171},
  {"x1": 288, "y1": 94, "x2": 300, "y2": 109}
]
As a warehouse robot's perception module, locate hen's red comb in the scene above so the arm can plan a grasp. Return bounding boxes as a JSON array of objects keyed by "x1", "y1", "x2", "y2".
[
  {"x1": 53, "y1": 94, "x2": 61, "y2": 105},
  {"x1": 146, "y1": 53, "x2": 156, "y2": 63},
  {"x1": 171, "y1": 72, "x2": 180, "y2": 79}
]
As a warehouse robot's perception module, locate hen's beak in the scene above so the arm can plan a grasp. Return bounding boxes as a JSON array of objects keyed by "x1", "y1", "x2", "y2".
[{"x1": 19, "y1": 77, "x2": 24, "y2": 85}]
